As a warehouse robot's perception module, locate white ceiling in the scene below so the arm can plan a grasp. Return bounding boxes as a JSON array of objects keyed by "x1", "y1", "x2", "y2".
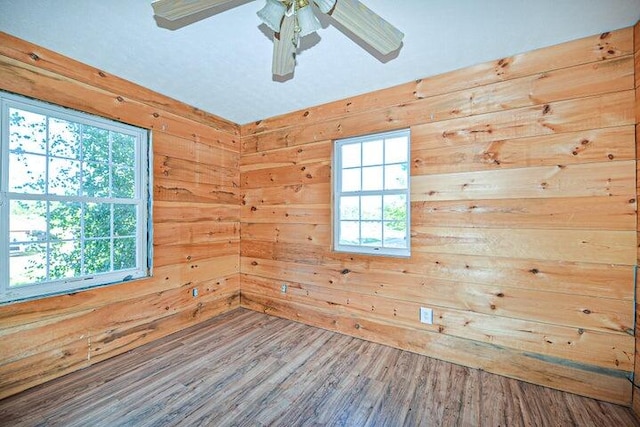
[{"x1": 1, "y1": 0, "x2": 639, "y2": 125}]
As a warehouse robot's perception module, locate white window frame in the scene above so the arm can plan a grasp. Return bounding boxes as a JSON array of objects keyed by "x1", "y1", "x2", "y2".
[
  {"x1": 333, "y1": 128, "x2": 411, "y2": 257},
  {"x1": 0, "y1": 91, "x2": 151, "y2": 304}
]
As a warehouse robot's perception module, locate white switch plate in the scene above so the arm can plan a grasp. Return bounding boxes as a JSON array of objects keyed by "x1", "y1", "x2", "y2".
[{"x1": 420, "y1": 307, "x2": 433, "y2": 324}]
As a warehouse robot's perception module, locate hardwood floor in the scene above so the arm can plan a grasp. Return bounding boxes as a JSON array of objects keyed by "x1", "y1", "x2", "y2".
[{"x1": 1, "y1": 308, "x2": 638, "y2": 426}]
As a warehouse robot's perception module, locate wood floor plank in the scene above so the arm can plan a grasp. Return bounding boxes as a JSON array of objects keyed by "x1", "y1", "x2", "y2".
[
  {"x1": 0, "y1": 308, "x2": 637, "y2": 426},
  {"x1": 458, "y1": 367, "x2": 482, "y2": 426},
  {"x1": 515, "y1": 380, "x2": 579, "y2": 426}
]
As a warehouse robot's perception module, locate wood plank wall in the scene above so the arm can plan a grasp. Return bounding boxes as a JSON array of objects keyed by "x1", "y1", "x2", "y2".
[
  {"x1": 0, "y1": 33, "x2": 241, "y2": 399},
  {"x1": 239, "y1": 27, "x2": 638, "y2": 405},
  {"x1": 633, "y1": 20, "x2": 640, "y2": 415}
]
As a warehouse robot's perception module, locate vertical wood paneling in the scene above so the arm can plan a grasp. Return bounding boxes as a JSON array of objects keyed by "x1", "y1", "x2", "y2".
[
  {"x1": 240, "y1": 26, "x2": 638, "y2": 405},
  {"x1": 0, "y1": 34, "x2": 241, "y2": 399}
]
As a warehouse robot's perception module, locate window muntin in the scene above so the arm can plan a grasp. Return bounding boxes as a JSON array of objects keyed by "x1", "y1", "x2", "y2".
[
  {"x1": 333, "y1": 129, "x2": 410, "y2": 257},
  {"x1": 0, "y1": 92, "x2": 150, "y2": 304}
]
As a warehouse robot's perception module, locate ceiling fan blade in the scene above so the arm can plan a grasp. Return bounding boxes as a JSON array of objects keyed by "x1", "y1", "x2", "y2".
[
  {"x1": 329, "y1": 0, "x2": 404, "y2": 55},
  {"x1": 152, "y1": 0, "x2": 241, "y2": 21},
  {"x1": 272, "y1": 14, "x2": 296, "y2": 77}
]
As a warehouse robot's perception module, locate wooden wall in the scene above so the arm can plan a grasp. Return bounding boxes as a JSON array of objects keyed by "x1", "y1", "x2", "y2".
[
  {"x1": 0, "y1": 33, "x2": 241, "y2": 399},
  {"x1": 633, "y1": 20, "x2": 640, "y2": 415},
  {"x1": 240, "y1": 27, "x2": 638, "y2": 405},
  {"x1": 0, "y1": 25, "x2": 637, "y2": 408}
]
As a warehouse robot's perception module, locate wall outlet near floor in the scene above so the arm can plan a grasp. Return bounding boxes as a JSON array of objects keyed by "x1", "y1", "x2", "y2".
[{"x1": 420, "y1": 307, "x2": 433, "y2": 324}]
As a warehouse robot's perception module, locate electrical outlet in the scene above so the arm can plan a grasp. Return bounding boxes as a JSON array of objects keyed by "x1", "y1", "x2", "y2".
[
  {"x1": 281, "y1": 283, "x2": 288, "y2": 293},
  {"x1": 419, "y1": 307, "x2": 433, "y2": 324},
  {"x1": 192, "y1": 288, "x2": 198, "y2": 297}
]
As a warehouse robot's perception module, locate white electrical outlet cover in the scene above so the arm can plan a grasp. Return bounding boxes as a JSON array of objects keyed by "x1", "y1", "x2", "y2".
[{"x1": 420, "y1": 307, "x2": 433, "y2": 324}]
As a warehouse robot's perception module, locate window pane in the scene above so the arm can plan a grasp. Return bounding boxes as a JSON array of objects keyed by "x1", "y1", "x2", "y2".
[
  {"x1": 49, "y1": 201, "x2": 81, "y2": 240},
  {"x1": 49, "y1": 240, "x2": 81, "y2": 280},
  {"x1": 339, "y1": 221, "x2": 359, "y2": 245},
  {"x1": 10, "y1": 200, "x2": 46, "y2": 244},
  {"x1": 341, "y1": 143, "x2": 360, "y2": 168},
  {"x1": 84, "y1": 239, "x2": 112, "y2": 275},
  {"x1": 49, "y1": 157, "x2": 81, "y2": 196},
  {"x1": 9, "y1": 253, "x2": 34, "y2": 286},
  {"x1": 49, "y1": 118, "x2": 80, "y2": 159},
  {"x1": 9, "y1": 199, "x2": 47, "y2": 285},
  {"x1": 113, "y1": 166, "x2": 135, "y2": 198},
  {"x1": 342, "y1": 168, "x2": 361, "y2": 192},
  {"x1": 384, "y1": 164, "x2": 408, "y2": 190},
  {"x1": 114, "y1": 238, "x2": 137, "y2": 270},
  {"x1": 82, "y1": 161, "x2": 110, "y2": 197},
  {"x1": 11, "y1": 243, "x2": 47, "y2": 286},
  {"x1": 383, "y1": 195, "x2": 407, "y2": 222},
  {"x1": 361, "y1": 221, "x2": 382, "y2": 246},
  {"x1": 112, "y1": 133, "x2": 136, "y2": 167},
  {"x1": 9, "y1": 152, "x2": 46, "y2": 194},
  {"x1": 82, "y1": 126, "x2": 110, "y2": 163},
  {"x1": 362, "y1": 140, "x2": 383, "y2": 166},
  {"x1": 362, "y1": 166, "x2": 383, "y2": 191},
  {"x1": 385, "y1": 137, "x2": 408, "y2": 164},
  {"x1": 361, "y1": 195, "x2": 382, "y2": 220},
  {"x1": 384, "y1": 222, "x2": 407, "y2": 248},
  {"x1": 114, "y1": 204, "x2": 137, "y2": 236},
  {"x1": 339, "y1": 196, "x2": 360, "y2": 221},
  {"x1": 84, "y1": 203, "x2": 112, "y2": 238},
  {"x1": 9, "y1": 108, "x2": 46, "y2": 154}
]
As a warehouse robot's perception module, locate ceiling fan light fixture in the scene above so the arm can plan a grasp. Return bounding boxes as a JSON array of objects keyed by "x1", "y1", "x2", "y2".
[
  {"x1": 295, "y1": 3, "x2": 321, "y2": 37},
  {"x1": 257, "y1": 0, "x2": 287, "y2": 32},
  {"x1": 153, "y1": 0, "x2": 403, "y2": 80},
  {"x1": 313, "y1": 0, "x2": 336, "y2": 14}
]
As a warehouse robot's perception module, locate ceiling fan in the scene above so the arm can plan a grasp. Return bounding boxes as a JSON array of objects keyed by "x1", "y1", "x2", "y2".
[{"x1": 152, "y1": 0, "x2": 404, "y2": 78}]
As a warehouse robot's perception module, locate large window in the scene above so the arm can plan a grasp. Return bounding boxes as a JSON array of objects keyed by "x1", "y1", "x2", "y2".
[
  {"x1": 0, "y1": 92, "x2": 150, "y2": 304},
  {"x1": 333, "y1": 129, "x2": 410, "y2": 257}
]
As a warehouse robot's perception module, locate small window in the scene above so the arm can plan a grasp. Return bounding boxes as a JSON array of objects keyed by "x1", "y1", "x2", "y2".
[
  {"x1": 333, "y1": 129, "x2": 410, "y2": 257},
  {"x1": 0, "y1": 92, "x2": 151, "y2": 304}
]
